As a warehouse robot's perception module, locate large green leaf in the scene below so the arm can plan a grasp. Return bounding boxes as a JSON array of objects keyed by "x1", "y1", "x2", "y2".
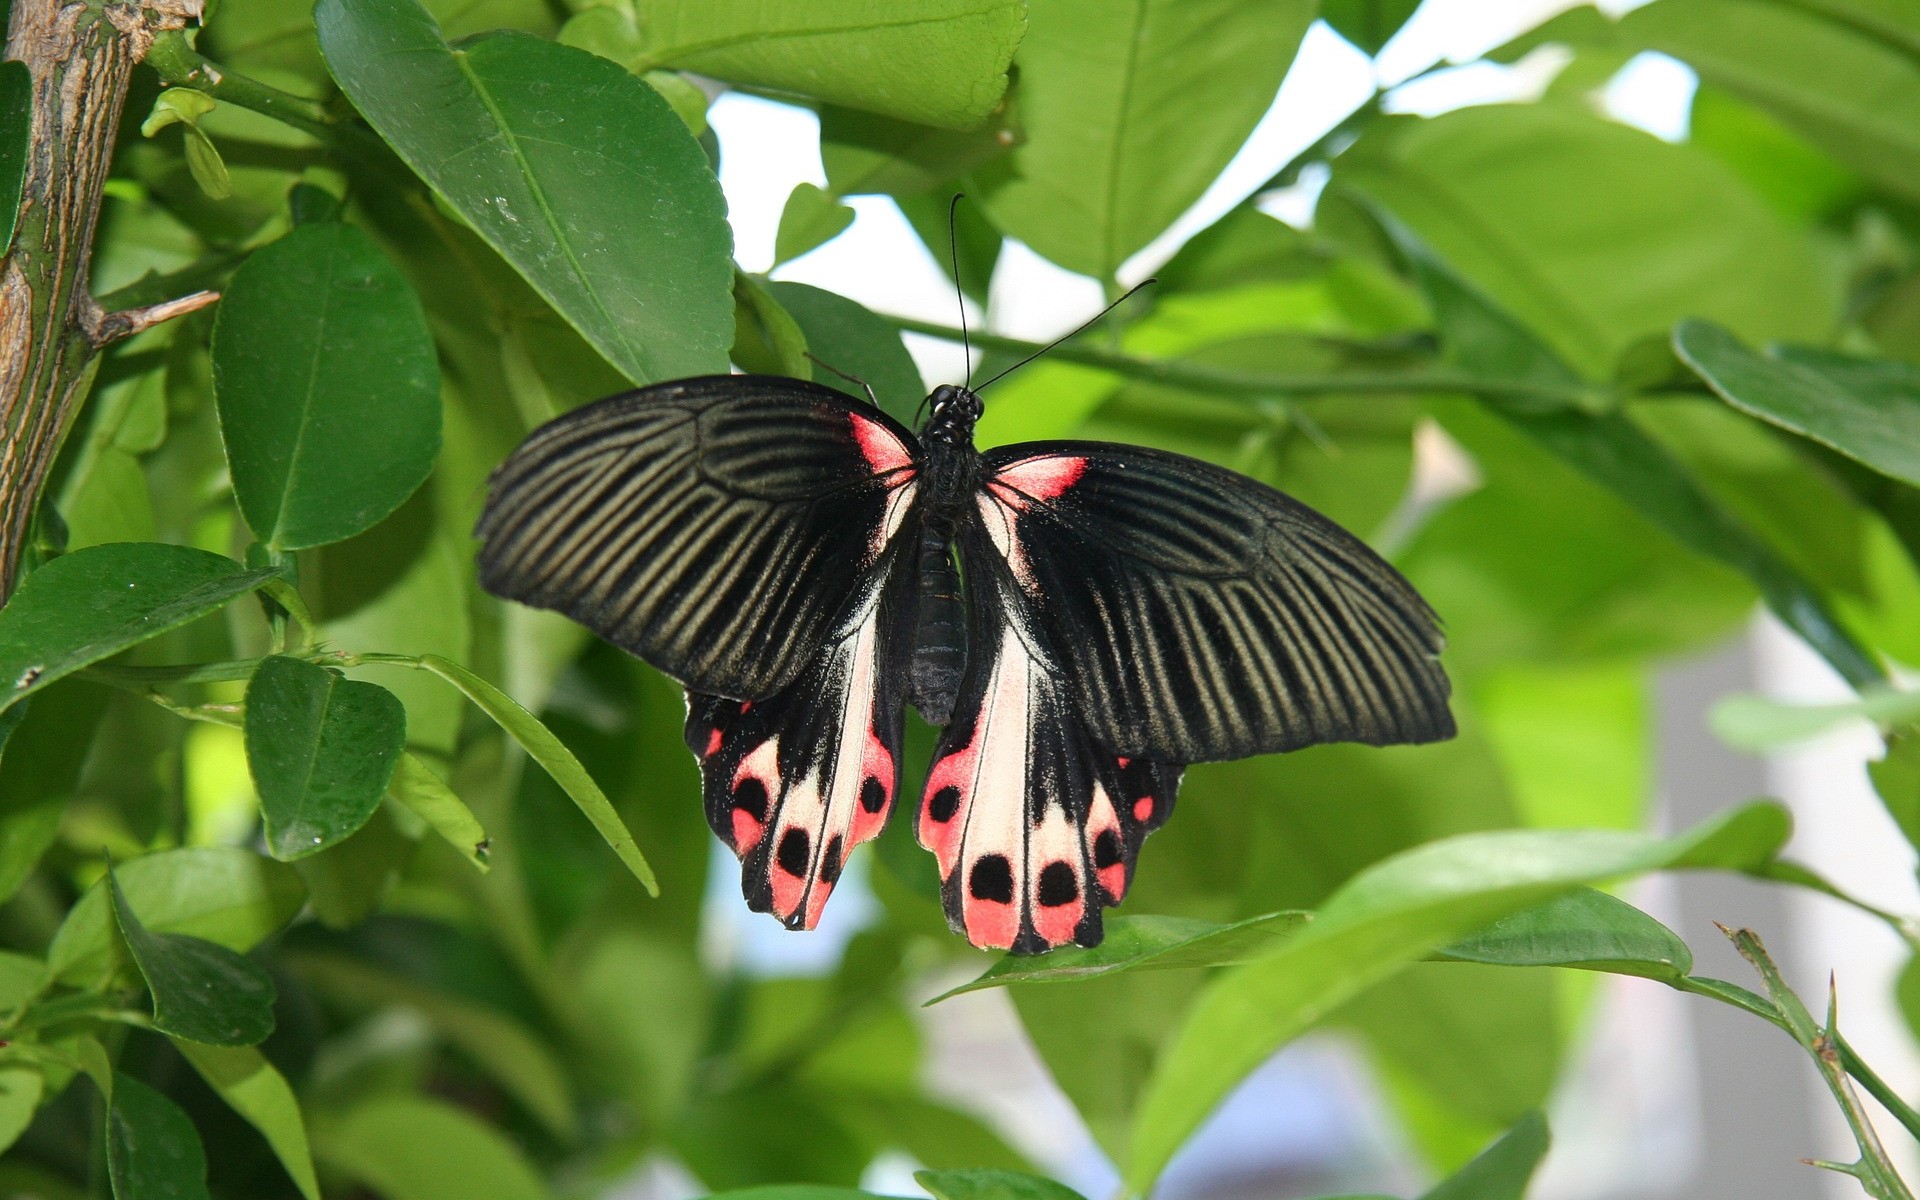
[
  {"x1": 107, "y1": 1072, "x2": 212, "y2": 1200},
  {"x1": 1336, "y1": 104, "x2": 1833, "y2": 377},
  {"x1": 212, "y1": 221, "x2": 439, "y2": 550},
  {"x1": 583, "y1": 0, "x2": 1024, "y2": 129},
  {"x1": 1394, "y1": 228, "x2": 1883, "y2": 687},
  {"x1": 977, "y1": 0, "x2": 1314, "y2": 279},
  {"x1": 0, "y1": 1064, "x2": 42, "y2": 1157},
  {"x1": 1122, "y1": 802, "x2": 1790, "y2": 1188},
  {"x1": 176, "y1": 1044, "x2": 320, "y2": 1200},
  {"x1": 0, "y1": 62, "x2": 28, "y2": 256},
  {"x1": 1434, "y1": 887, "x2": 1693, "y2": 980},
  {"x1": 1676, "y1": 321, "x2": 1920, "y2": 488},
  {"x1": 933, "y1": 912, "x2": 1309, "y2": 1000},
  {"x1": 245, "y1": 655, "x2": 407, "y2": 860},
  {"x1": 414, "y1": 654, "x2": 656, "y2": 893},
  {"x1": 766, "y1": 281, "x2": 926, "y2": 425},
  {"x1": 916, "y1": 1171, "x2": 1084, "y2": 1200},
  {"x1": 0, "y1": 543, "x2": 277, "y2": 715},
  {"x1": 316, "y1": 1095, "x2": 550, "y2": 1200},
  {"x1": 0, "y1": 682, "x2": 108, "y2": 904},
  {"x1": 1422, "y1": 1112, "x2": 1549, "y2": 1200},
  {"x1": 47, "y1": 847, "x2": 306, "y2": 987},
  {"x1": 1620, "y1": 0, "x2": 1920, "y2": 199},
  {"x1": 109, "y1": 864, "x2": 277, "y2": 1045},
  {"x1": 316, "y1": 0, "x2": 733, "y2": 384},
  {"x1": 1321, "y1": 0, "x2": 1422, "y2": 54}
]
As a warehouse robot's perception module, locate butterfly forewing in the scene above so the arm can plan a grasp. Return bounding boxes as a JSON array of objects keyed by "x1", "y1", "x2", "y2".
[
  {"x1": 476, "y1": 376, "x2": 920, "y2": 700},
  {"x1": 971, "y1": 441, "x2": 1454, "y2": 764}
]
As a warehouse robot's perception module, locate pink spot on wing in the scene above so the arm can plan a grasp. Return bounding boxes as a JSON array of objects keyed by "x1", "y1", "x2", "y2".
[
  {"x1": 964, "y1": 887, "x2": 1019, "y2": 950},
  {"x1": 1034, "y1": 890, "x2": 1082, "y2": 947},
  {"x1": 1133, "y1": 797, "x2": 1153, "y2": 823},
  {"x1": 730, "y1": 809, "x2": 764, "y2": 854},
  {"x1": 851, "y1": 726, "x2": 894, "y2": 843},
  {"x1": 850, "y1": 412, "x2": 915, "y2": 475},
  {"x1": 1115, "y1": 756, "x2": 1130, "y2": 769},
  {"x1": 770, "y1": 833, "x2": 806, "y2": 920},
  {"x1": 1099, "y1": 862, "x2": 1127, "y2": 902},
  {"x1": 705, "y1": 728, "x2": 723, "y2": 757},
  {"x1": 990, "y1": 455, "x2": 1087, "y2": 507},
  {"x1": 920, "y1": 728, "x2": 980, "y2": 874},
  {"x1": 802, "y1": 879, "x2": 833, "y2": 929}
]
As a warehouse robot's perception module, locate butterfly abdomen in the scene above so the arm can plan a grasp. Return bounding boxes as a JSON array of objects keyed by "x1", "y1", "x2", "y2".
[{"x1": 908, "y1": 527, "x2": 965, "y2": 725}]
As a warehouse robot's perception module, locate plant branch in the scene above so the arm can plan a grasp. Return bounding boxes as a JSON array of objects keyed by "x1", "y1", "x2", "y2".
[
  {"x1": 0, "y1": 0, "x2": 206, "y2": 600},
  {"x1": 1722, "y1": 925, "x2": 1915, "y2": 1200},
  {"x1": 882, "y1": 313, "x2": 1605, "y2": 407},
  {"x1": 87, "y1": 288, "x2": 219, "y2": 345}
]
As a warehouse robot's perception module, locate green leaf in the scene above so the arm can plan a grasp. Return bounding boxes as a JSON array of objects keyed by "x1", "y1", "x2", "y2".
[
  {"x1": 140, "y1": 87, "x2": 217, "y2": 137},
  {"x1": 211, "y1": 221, "x2": 438, "y2": 550},
  {"x1": 293, "y1": 951, "x2": 576, "y2": 1140},
  {"x1": 107, "y1": 1072, "x2": 212, "y2": 1200},
  {"x1": 732, "y1": 270, "x2": 812, "y2": 379},
  {"x1": 315, "y1": 0, "x2": 733, "y2": 385},
  {"x1": 978, "y1": 0, "x2": 1314, "y2": 279},
  {"x1": 0, "y1": 61, "x2": 30, "y2": 255},
  {"x1": 415, "y1": 654, "x2": 656, "y2": 894},
  {"x1": 1710, "y1": 687, "x2": 1920, "y2": 750},
  {"x1": 108, "y1": 862, "x2": 276, "y2": 1045},
  {"x1": 0, "y1": 682, "x2": 108, "y2": 904},
  {"x1": 181, "y1": 126, "x2": 232, "y2": 201},
  {"x1": 0, "y1": 542, "x2": 278, "y2": 714},
  {"x1": 615, "y1": 0, "x2": 1024, "y2": 129},
  {"x1": 766, "y1": 281, "x2": 925, "y2": 425},
  {"x1": 916, "y1": 1170, "x2": 1086, "y2": 1200},
  {"x1": 1321, "y1": 0, "x2": 1422, "y2": 54},
  {"x1": 1391, "y1": 226, "x2": 1883, "y2": 688},
  {"x1": 47, "y1": 846, "x2": 307, "y2": 987},
  {"x1": 245, "y1": 656, "x2": 407, "y2": 860},
  {"x1": 774, "y1": 183, "x2": 857, "y2": 266},
  {"x1": 175, "y1": 1043, "x2": 320, "y2": 1200},
  {"x1": 1434, "y1": 888, "x2": 1693, "y2": 981},
  {"x1": 820, "y1": 103, "x2": 1019, "y2": 199},
  {"x1": 1869, "y1": 732, "x2": 1920, "y2": 852},
  {"x1": 316, "y1": 1095, "x2": 551, "y2": 1200},
  {"x1": 388, "y1": 753, "x2": 490, "y2": 871},
  {"x1": 1337, "y1": 104, "x2": 1833, "y2": 377},
  {"x1": 1676, "y1": 321, "x2": 1920, "y2": 489},
  {"x1": 932, "y1": 912, "x2": 1310, "y2": 1001},
  {"x1": 0, "y1": 1064, "x2": 42, "y2": 1157},
  {"x1": 1122, "y1": 802, "x2": 1790, "y2": 1188},
  {"x1": 1620, "y1": 0, "x2": 1920, "y2": 199},
  {"x1": 1421, "y1": 1111, "x2": 1549, "y2": 1200}
]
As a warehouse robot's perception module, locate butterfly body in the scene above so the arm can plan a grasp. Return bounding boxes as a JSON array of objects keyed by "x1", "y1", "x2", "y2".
[{"x1": 476, "y1": 373, "x2": 1454, "y2": 953}]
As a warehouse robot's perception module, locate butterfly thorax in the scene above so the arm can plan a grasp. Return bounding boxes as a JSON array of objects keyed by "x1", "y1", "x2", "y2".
[{"x1": 918, "y1": 384, "x2": 984, "y2": 538}]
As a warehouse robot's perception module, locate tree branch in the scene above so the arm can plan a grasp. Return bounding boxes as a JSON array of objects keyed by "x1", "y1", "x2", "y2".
[{"x1": 0, "y1": 0, "x2": 207, "y2": 600}]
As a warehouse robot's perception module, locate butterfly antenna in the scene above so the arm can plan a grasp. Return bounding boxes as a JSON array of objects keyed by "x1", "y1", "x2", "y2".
[
  {"x1": 805, "y1": 351, "x2": 879, "y2": 409},
  {"x1": 975, "y1": 278, "x2": 1158, "y2": 393},
  {"x1": 947, "y1": 192, "x2": 973, "y2": 384}
]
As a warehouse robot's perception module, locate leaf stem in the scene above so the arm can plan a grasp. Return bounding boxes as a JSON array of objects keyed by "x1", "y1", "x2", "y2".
[{"x1": 882, "y1": 313, "x2": 1604, "y2": 407}]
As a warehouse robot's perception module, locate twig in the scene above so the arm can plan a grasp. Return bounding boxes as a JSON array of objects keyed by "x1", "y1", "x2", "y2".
[{"x1": 85, "y1": 288, "x2": 219, "y2": 346}]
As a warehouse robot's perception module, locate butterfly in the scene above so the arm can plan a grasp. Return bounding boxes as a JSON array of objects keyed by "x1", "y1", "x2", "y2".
[{"x1": 474, "y1": 373, "x2": 1454, "y2": 954}]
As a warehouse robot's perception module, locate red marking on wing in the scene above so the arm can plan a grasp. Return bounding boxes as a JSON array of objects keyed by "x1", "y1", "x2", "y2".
[
  {"x1": 802, "y1": 880, "x2": 833, "y2": 929},
  {"x1": 963, "y1": 888, "x2": 1019, "y2": 950},
  {"x1": 851, "y1": 726, "x2": 894, "y2": 843},
  {"x1": 1115, "y1": 756, "x2": 1130, "y2": 769},
  {"x1": 1133, "y1": 796, "x2": 1153, "y2": 823},
  {"x1": 1088, "y1": 786, "x2": 1126, "y2": 902},
  {"x1": 731, "y1": 809, "x2": 764, "y2": 853},
  {"x1": 705, "y1": 727, "x2": 723, "y2": 757},
  {"x1": 849, "y1": 412, "x2": 915, "y2": 475},
  {"x1": 1033, "y1": 879, "x2": 1082, "y2": 946},
  {"x1": 989, "y1": 455, "x2": 1086, "y2": 507},
  {"x1": 920, "y1": 727, "x2": 980, "y2": 875},
  {"x1": 770, "y1": 847, "x2": 807, "y2": 922}
]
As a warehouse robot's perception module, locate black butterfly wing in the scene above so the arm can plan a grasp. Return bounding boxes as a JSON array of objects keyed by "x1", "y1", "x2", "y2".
[
  {"x1": 971, "y1": 441, "x2": 1453, "y2": 763},
  {"x1": 916, "y1": 538, "x2": 1185, "y2": 953},
  {"x1": 475, "y1": 375, "x2": 921, "y2": 699},
  {"x1": 684, "y1": 533, "x2": 915, "y2": 930}
]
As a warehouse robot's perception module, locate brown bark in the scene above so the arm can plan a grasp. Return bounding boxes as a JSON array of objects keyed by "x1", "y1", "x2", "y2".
[{"x1": 0, "y1": 0, "x2": 205, "y2": 601}]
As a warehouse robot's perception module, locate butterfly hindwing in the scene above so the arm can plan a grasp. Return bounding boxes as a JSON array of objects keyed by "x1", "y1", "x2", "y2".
[
  {"x1": 685, "y1": 549, "x2": 915, "y2": 930},
  {"x1": 916, "y1": 551, "x2": 1186, "y2": 953},
  {"x1": 477, "y1": 375, "x2": 920, "y2": 699},
  {"x1": 973, "y1": 441, "x2": 1454, "y2": 763}
]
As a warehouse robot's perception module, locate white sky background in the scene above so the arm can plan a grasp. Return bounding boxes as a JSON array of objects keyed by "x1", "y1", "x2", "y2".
[{"x1": 701, "y1": 4, "x2": 1919, "y2": 1198}]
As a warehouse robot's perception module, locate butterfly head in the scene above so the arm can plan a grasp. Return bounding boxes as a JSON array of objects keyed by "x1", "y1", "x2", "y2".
[{"x1": 921, "y1": 383, "x2": 982, "y2": 446}]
